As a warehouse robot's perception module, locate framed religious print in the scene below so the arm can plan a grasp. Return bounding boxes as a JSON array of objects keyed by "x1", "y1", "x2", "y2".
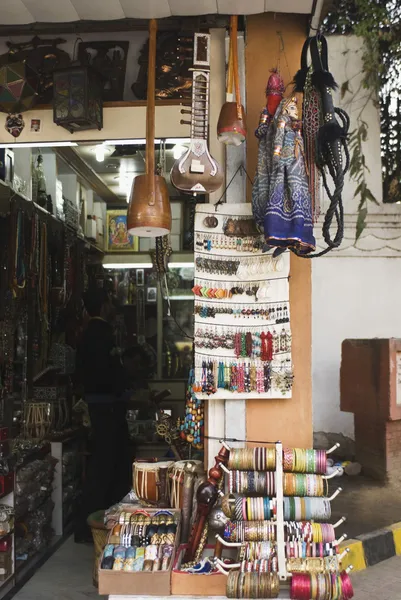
[{"x1": 106, "y1": 210, "x2": 138, "y2": 252}]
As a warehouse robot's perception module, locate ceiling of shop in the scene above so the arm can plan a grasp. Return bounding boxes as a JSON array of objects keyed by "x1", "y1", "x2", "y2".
[
  {"x1": 73, "y1": 141, "x2": 189, "y2": 202},
  {"x1": 0, "y1": 0, "x2": 315, "y2": 24}
]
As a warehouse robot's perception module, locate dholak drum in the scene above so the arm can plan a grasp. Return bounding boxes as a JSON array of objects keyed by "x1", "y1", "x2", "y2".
[
  {"x1": 169, "y1": 460, "x2": 204, "y2": 509},
  {"x1": 133, "y1": 461, "x2": 174, "y2": 506}
]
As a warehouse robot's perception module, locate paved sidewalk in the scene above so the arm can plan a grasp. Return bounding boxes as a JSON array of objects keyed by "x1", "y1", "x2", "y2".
[{"x1": 353, "y1": 556, "x2": 401, "y2": 599}]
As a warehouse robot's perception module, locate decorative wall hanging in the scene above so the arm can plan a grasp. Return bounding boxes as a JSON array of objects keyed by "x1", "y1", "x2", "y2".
[
  {"x1": 170, "y1": 33, "x2": 223, "y2": 195},
  {"x1": 106, "y1": 210, "x2": 138, "y2": 252},
  {"x1": 53, "y1": 64, "x2": 103, "y2": 133},
  {"x1": 127, "y1": 19, "x2": 172, "y2": 237},
  {"x1": 193, "y1": 203, "x2": 293, "y2": 400},
  {"x1": 78, "y1": 41, "x2": 129, "y2": 102},
  {"x1": 0, "y1": 61, "x2": 39, "y2": 137},
  {"x1": 217, "y1": 15, "x2": 247, "y2": 146},
  {"x1": 5, "y1": 36, "x2": 70, "y2": 104},
  {"x1": 132, "y1": 32, "x2": 193, "y2": 100}
]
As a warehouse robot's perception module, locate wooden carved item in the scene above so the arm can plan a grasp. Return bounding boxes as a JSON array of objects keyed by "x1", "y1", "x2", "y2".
[
  {"x1": 78, "y1": 41, "x2": 129, "y2": 102},
  {"x1": 217, "y1": 16, "x2": 247, "y2": 146},
  {"x1": 132, "y1": 32, "x2": 193, "y2": 100},
  {"x1": 127, "y1": 19, "x2": 172, "y2": 237},
  {"x1": 183, "y1": 445, "x2": 229, "y2": 563},
  {"x1": 170, "y1": 33, "x2": 224, "y2": 195}
]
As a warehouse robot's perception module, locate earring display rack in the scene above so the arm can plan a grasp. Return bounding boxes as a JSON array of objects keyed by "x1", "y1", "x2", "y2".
[
  {"x1": 214, "y1": 442, "x2": 353, "y2": 600},
  {"x1": 193, "y1": 204, "x2": 293, "y2": 400}
]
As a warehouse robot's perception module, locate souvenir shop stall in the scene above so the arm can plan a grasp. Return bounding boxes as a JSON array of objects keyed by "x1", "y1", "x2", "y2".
[
  {"x1": 96, "y1": 10, "x2": 354, "y2": 600},
  {"x1": 0, "y1": 1, "x2": 353, "y2": 596}
]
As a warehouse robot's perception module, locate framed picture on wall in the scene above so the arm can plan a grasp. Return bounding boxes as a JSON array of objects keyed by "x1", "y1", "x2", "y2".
[{"x1": 106, "y1": 210, "x2": 138, "y2": 252}]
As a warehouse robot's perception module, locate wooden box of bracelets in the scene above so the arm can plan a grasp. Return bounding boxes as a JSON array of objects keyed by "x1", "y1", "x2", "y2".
[
  {"x1": 193, "y1": 204, "x2": 293, "y2": 400},
  {"x1": 212, "y1": 442, "x2": 353, "y2": 600},
  {"x1": 98, "y1": 508, "x2": 181, "y2": 596}
]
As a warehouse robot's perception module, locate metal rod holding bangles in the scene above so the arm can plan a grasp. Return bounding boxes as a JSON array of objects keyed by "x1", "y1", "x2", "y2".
[
  {"x1": 326, "y1": 443, "x2": 340, "y2": 455},
  {"x1": 322, "y1": 468, "x2": 342, "y2": 479},
  {"x1": 336, "y1": 534, "x2": 348, "y2": 545},
  {"x1": 213, "y1": 560, "x2": 229, "y2": 576},
  {"x1": 215, "y1": 533, "x2": 243, "y2": 547},
  {"x1": 339, "y1": 548, "x2": 350, "y2": 560},
  {"x1": 328, "y1": 487, "x2": 342, "y2": 501},
  {"x1": 346, "y1": 565, "x2": 353, "y2": 573},
  {"x1": 333, "y1": 516, "x2": 347, "y2": 529},
  {"x1": 215, "y1": 558, "x2": 241, "y2": 569},
  {"x1": 219, "y1": 440, "x2": 232, "y2": 451}
]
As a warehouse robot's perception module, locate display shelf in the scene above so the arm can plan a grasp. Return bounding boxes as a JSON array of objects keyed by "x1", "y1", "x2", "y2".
[
  {"x1": 0, "y1": 573, "x2": 15, "y2": 600},
  {"x1": 0, "y1": 179, "x2": 104, "y2": 254},
  {"x1": 51, "y1": 436, "x2": 83, "y2": 536}
]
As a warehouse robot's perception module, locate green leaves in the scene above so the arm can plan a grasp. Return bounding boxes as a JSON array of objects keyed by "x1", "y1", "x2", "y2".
[
  {"x1": 341, "y1": 80, "x2": 351, "y2": 98},
  {"x1": 356, "y1": 207, "x2": 368, "y2": 241},
  {"x1": 349, "y1": 122, "x2": 379, "y2": 241}
]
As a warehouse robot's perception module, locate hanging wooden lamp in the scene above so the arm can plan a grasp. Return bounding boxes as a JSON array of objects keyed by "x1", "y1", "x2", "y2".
[
  {"x1": 217, "y1": 16, "x2": 247, "y2": 146},
  {"x1": 127, "y1": 19, "x2": 171, "y2": 237}
]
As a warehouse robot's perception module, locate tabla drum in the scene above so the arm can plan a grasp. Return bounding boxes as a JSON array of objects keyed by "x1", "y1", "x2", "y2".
[
  {"x1": 133, "y1": 461, "x2": 174, "y2": 506},
  {"x1": 168, "y1": 460, "x2": 204, "y2": 509}
]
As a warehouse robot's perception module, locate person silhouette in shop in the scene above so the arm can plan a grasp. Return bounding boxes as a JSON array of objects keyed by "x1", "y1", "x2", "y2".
[{"x1": 74, "y1": 287, "x2": 130, "y2": 543}]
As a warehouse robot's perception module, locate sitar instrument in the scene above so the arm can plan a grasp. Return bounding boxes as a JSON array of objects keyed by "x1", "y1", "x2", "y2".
[
  {"x1": 170, "y1": 33, "x2": 223, "y2": 195},
  {"x1": 127, "y1": 19, "x2": 171, "y2": 237}
]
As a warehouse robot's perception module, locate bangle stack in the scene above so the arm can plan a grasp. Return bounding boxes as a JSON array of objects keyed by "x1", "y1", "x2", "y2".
[
  {"x1": 228, "y1": 470, "x2": 326, "y2": 497},
  {"x1": 222, "y1": 494, "x2": 331, "y2": 522},
  {"x1": 290, "y1": 571, "x2": 354, "y2": 600},
  {"x1": 223, "y1": 521, "x2": 335, "y2": 544},
  {"x1": 228, "y1": 447, "x2": 327, "y2": 474},
  {"x1": 226, "y1": 571, "x2": 280, "y2": 598},
  {"x1": 102, "y1": 510, "x2": 178, "y2": 573}
]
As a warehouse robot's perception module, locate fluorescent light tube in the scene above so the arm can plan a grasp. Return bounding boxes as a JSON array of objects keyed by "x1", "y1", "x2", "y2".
[
  {"x1": 103, "y1": 263, "x2": 153, "y2": 269},
  {"x1": 0, "y1": 141, "x2": 78, "y2": 148},
  {"x1": 169, "y1": 262, "x2": 194, "y2": 268}
]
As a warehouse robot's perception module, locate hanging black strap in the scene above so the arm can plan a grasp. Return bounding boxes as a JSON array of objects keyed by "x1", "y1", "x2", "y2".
[
  {"x1": 293, "y1": 37, "x2": 312, "y2": 92},
  {"x1": 291, "y1": 34, "x2": 350, "y2": 259}
]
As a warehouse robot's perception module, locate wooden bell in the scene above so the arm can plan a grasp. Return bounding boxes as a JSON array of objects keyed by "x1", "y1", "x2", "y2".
[
  {"x1": 217, "y1": 16, "x2": 247, "y2": 146},
  {"x1": 127, "y1": 19, "x2": 171, "y2": 237}
]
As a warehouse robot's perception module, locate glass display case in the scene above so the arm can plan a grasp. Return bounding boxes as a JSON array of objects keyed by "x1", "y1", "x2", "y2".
[{"x1": 104, "y1": 261, "x2": 194, "y2": 382}]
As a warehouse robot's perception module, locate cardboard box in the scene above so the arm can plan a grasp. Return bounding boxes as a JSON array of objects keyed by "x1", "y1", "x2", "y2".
[
  {"x1": 98, "y1": 508, "x2": 181, "y2": 596},
  {"x1": 172, "y1": 544, "x2": 236, "y2": 597}
]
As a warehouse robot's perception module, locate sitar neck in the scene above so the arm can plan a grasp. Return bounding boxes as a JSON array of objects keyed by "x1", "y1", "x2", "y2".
[
  {"x1": 190, "y1": 33, "x2": 211, "y2": 142},
  {"x1": 190, "y1": 70, "x2": 209, "y2": 140}
]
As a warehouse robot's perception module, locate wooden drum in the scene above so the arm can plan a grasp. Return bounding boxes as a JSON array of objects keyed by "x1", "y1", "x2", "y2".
[{"x1": 133, "y1": 461, "x2": 174, "y2": 506}]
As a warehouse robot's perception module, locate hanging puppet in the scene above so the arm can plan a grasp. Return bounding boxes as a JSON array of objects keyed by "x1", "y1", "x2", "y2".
[{"x1": 252, "y1": 95, "x2": 315, "y2": 255}]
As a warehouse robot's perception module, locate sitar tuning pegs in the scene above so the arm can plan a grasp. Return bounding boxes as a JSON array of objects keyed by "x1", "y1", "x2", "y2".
[
  {"x1": 180, "y1": 119, "x2": 191, "y2": 125},
  {"x1": 181, "y1": 109, "x2": 192, "y2": 115}
]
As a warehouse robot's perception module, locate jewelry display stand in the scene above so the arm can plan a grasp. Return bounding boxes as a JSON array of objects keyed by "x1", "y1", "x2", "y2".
[
  {"x1": 214, "y1": 441, "x2": 353, "y2": 599},
  {"x1": 193, "y1": 204, "x2": 293, "y2": 400}
]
